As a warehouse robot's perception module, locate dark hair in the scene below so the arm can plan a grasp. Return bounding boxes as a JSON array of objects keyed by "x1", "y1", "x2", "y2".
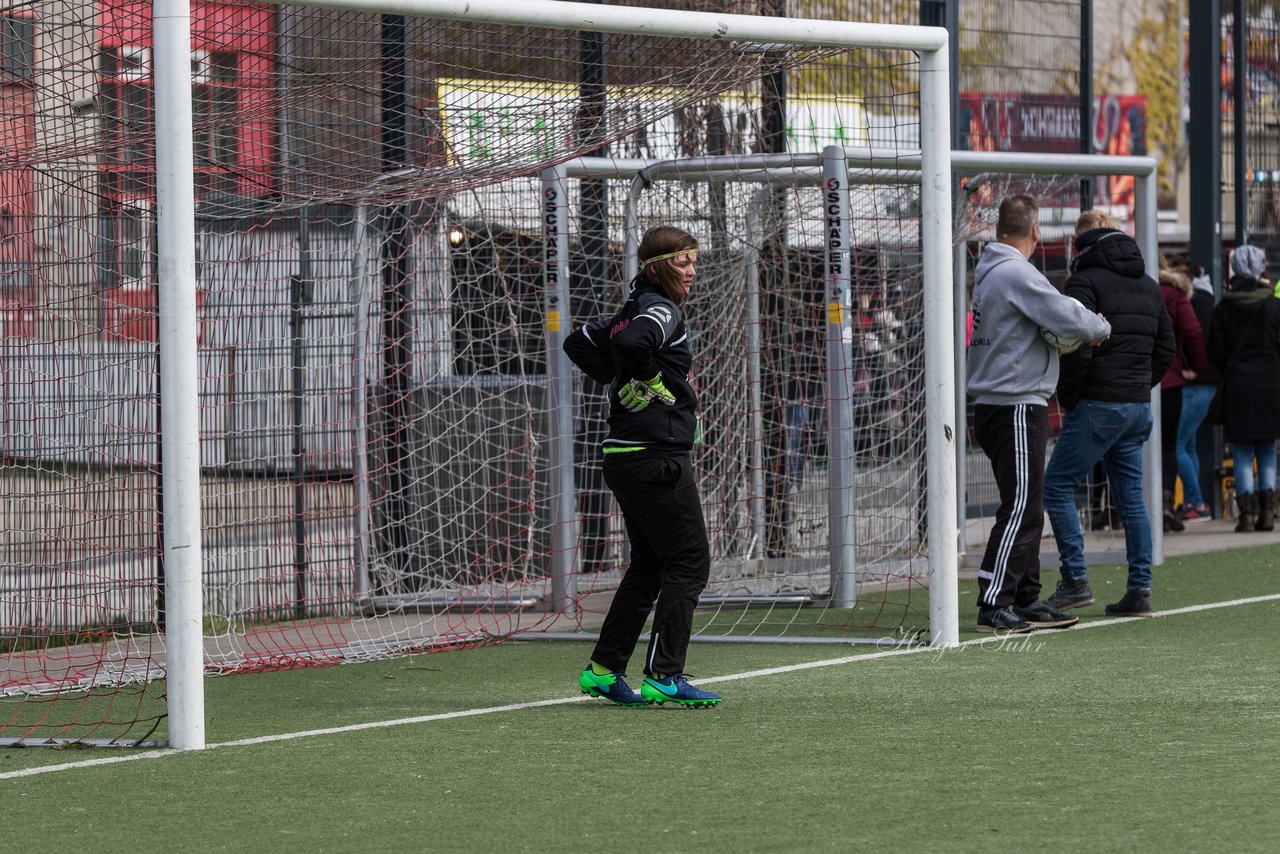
[
  {"x1": 996, "y1": 195, "x2": 1038, "y2": 241},
  {"x1": 636, "y1": 225, "x2": 698, "y2": 305}
]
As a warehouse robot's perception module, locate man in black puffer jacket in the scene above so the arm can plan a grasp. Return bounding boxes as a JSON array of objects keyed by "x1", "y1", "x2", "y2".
[{"x1": 1043, "y1": 211, "x2": 1175, "y2": 618}]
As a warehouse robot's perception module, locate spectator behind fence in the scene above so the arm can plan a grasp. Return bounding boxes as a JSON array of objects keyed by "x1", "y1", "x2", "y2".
[
  {"x1": 1208, "y1": 245, "x2": 1280, "y2": 533},
  {"x1": 1042, "y1": 210, "x2": 1174, "y2": 619},
  {"x1": 1158, "y1": 267, "x2": 1208, "y2": 532},
  {"x1": 1174, "y1": 266, "x2": 1220, "y2": 522}
]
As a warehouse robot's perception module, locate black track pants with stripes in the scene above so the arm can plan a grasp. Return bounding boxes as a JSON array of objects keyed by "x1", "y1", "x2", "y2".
[{"x1": 974, "y1": 403, "x2": 1049, "y2": 610}]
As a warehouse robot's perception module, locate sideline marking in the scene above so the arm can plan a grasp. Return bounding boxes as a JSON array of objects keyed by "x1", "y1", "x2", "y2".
[{"x1": 3, "y1": 592, "x2": 1278, "y2": 781}]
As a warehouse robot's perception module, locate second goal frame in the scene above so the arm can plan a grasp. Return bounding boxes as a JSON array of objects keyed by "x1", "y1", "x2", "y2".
[{"x1": 538, "y1": 146, "x2": 1159, "y2": 651}]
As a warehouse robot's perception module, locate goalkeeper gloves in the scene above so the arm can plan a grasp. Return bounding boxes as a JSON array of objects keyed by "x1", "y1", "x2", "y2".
[{"x1": 618, "y1": 373, "x2": 676, "y2": 412}]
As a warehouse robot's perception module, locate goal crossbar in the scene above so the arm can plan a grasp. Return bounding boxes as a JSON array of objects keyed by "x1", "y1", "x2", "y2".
[{"x1": 276, "y1": 0, "x2": 949, "y2": 52}]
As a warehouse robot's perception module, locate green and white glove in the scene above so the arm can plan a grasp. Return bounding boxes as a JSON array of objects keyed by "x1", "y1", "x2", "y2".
[{"x1": 618, "y1": 373, "x2": 677, "y2": 412}]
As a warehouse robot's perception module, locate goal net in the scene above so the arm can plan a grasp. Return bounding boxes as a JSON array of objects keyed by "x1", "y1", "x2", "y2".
[{"x1": 0, "y1": 0, "x2": 954, "y2": 745}]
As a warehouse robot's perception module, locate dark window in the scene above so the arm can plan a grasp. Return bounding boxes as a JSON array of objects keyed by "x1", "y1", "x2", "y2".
[
  {"x1": 1, "y1": 16, "x2": 34, "y2": 80},
  {"x1": 192, "y1": 49, "x2": 239, "y2": 169},
  {"x1": 98, "y1": 46, "x2": 241, "y2": 187},
  {"x1": 96, "y1": 45, "x2": 240, "y2": 290}
]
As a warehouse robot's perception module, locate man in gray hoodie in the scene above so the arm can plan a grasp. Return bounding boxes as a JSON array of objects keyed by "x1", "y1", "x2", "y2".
[{"x1": 967, "y1": 195, "x2": 1112, "y2": 634}]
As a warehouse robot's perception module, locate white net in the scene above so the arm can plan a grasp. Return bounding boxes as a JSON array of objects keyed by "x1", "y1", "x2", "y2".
[{"x1": 0, "y1": 0, "x2": 944, "y2": 743}]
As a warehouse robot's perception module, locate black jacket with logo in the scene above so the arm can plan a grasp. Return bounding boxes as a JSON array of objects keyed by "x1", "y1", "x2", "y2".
[
  {"x1": 1056, "y1": 228, "x2": 1175, "y2": 410},
  {"x1": 563, "y1": 282, "x2": 698, "y2": 451}
]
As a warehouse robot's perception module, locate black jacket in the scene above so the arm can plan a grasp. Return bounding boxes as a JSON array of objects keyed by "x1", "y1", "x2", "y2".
[
  {"x1": 1207, "y1": 277, "x2": 1280, "y2": 441},
  {"x1": 563, "y1": 281, "x2": 698, "y2": 452},
  {"x1": 1056, "y1": 228, "x2": 1175, "y2": 409}
]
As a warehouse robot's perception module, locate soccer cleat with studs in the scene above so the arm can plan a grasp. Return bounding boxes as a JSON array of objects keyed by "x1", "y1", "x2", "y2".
[
  {"x1": 579, "y1": 665, "x2": 651, "y2": 707},
  {"x1": 641, "y1": 674, "x2": 721, "y2": 707}
]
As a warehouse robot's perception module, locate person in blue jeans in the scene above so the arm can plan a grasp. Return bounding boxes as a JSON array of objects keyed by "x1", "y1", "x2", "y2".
[
  {"x1": 1043, "y1": 211, "x2": 1174, "y2": 617},
  {"x1": 1174, "y1": 266, "x2": 1219, "y2": 522},
  {"x1": 1208, "y1": 244, "x2": 1280, "y2": 532}
]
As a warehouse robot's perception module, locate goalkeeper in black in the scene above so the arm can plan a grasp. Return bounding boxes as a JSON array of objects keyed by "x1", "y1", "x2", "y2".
[{"x1": 563, "y1": 225, "x2": 720, "y2": 707}]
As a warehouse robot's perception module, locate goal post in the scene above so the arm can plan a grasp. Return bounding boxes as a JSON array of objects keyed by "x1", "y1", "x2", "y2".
[{"x1": 153, "y1": 0, "x2": 205, "y2": 752}]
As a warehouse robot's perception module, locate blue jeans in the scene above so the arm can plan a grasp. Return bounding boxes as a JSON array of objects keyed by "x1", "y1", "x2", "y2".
[
  {"x1": 1232, "y1": 440, "x2": 1278, "y2": 495},
  {"x1": 1175, "y1": 384, "x2": 1215, "y2": 507},
  {"x1": 1044, "y1": 400, "x2": 1155, "y2": 591}
]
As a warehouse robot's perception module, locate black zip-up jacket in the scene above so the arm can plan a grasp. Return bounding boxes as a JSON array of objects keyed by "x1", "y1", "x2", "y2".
[
  {"x1": 563, "y1": 281, "x2": 698, "y2": 452},
  {"x1": 1056, "y1": 227, "x2": 1175, "y2": 410}
]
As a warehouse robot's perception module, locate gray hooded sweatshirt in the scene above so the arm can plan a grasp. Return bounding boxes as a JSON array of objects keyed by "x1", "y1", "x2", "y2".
[{"x1": 967, "y1": 241, "x2": 1112, "y2": 406}]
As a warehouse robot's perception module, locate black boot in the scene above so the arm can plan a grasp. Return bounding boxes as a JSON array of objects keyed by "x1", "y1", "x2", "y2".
[
  {"x1": 1235, "y1": 493, "x2": 1257, "y2": 533},
  {"x1": 1089, "y1": 508, "x2": 1123, "y2": 531},
  {"x1": 1256, "y1": 489, "x2": 1276, "y2": 532},
  {"x1": 1163, "y1": 491, "x2": 1184, "y2": 533}
]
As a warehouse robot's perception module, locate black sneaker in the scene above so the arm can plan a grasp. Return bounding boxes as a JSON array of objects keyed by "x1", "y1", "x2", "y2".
[
  {"x1": 1013, "y1": 600, "x2": 1080, "y2": 629},
  {"x1": 1045, "y1": 579, "x2": 1095, "y2": 611},
  {"x1": 976, "y1": 607, "x2": 1034, "y2": 634},
  {"x1": 1089, "y1": 510, "x2": 1122, "y2": 531},
  {"x1": 1104, "y1": 589, "x2": 1153, "y2": 617}
]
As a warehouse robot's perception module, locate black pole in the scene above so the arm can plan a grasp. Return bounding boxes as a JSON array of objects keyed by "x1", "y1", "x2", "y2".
[
  {"x1": 707, "y1": 101, "x2": 728, "y2": 246},
  {"x1": 152, "y1": 214, "x2": 165, "y2": 629},
  {"x1": 761, "y1": 0, "x2": 791, "y2": 558},
  {"x1": 575, "y1": 15, "x2": 612, "y2": 573},
  {"x1": 1190, "y1": 0, "x2": 1226, "y2": 518},
  {"x1": 1233, "y1": 0, "x2": 1248, "y2": 245},
  {"x1": 920, "y1": 0, "x2": 959, "y2": 547},
  {"x1": 379, "y1": 15, "x2": 418, "y2": 589},
  {"x1": 154, "y1": 341, "x2": 166, "y2": 629},
  {"x1": 1080, "y1": 0, "x2": 1094, "y2": 209},
  {"x1": 290, "y1": 212, "x2": 311, "y2": 616},
  {"x1": 1190, "y1": 0, "x2": 1224, "y2": 287},
  {"x1": 919, "y1": 0, "x2": 959, "y2": 150}
]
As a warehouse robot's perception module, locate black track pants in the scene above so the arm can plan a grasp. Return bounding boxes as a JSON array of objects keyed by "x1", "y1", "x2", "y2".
[
  {"x1": 592, "y1": 452, "x2": 711, "y2": 677},
  {"x1": 974, "y1": 403, "x2": 1048, "y2": 610}
]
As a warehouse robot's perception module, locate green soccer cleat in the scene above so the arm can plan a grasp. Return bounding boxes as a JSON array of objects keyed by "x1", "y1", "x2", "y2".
[
  {"x1": 579, "y1": 665, "x2": 651, "y2": 707},
  {"x1": 640, "y1": 674, "x2": 721, "y2": 707}
]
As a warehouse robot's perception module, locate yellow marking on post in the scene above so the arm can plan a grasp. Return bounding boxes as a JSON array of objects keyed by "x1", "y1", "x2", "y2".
[
  {"x1": 827, "y1": 303, "x2": 844, "y2": 325},
  {"x1": 546, "y1": 311, "x2": 561, "y2": 332}
]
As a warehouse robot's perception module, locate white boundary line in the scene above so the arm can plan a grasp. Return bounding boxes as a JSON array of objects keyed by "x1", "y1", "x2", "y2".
[{"x1": 3, "y1": 592, "x2": 1278, "y2": 781}]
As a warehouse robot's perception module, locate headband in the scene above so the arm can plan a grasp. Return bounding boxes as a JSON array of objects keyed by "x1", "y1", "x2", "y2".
[{"x1": 641, "y1": 248, "x2": 696, "y2": 268}]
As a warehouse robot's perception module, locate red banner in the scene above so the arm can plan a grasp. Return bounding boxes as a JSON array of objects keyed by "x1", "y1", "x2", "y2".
[{"x1": 958, "y1": 92, "x2": 1146, "y2": 213}]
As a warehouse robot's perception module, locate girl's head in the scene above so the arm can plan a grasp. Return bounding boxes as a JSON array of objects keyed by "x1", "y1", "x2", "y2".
[
  {"x1": 637, "y1": 226, "x2": 698, "y2": 304},
  {"x1": 1160, "y1": 268, "x2": 1192, "y2": 297},
  {"x1": 1074, "y1": 209, "x2": 1118, "y2": 235}
]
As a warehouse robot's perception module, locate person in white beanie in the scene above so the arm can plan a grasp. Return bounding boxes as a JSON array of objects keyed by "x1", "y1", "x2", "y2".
[{"x1": 1208, "y1": 245, "x2": 1280, "y2": 532}]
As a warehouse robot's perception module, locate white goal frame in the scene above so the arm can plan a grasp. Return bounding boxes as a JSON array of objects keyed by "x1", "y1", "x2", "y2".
[
  {"x1": 153, "y1": 0, "x2": 956, "y2": 749},
  {"x1": 535, "y1": 148, "x2": 1159, "y2": 648}
]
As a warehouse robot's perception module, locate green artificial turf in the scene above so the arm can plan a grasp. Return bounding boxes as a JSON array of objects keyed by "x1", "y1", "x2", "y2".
[{"x1": 0, "y1": 545, "x2": 1276, "y2": 853}]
